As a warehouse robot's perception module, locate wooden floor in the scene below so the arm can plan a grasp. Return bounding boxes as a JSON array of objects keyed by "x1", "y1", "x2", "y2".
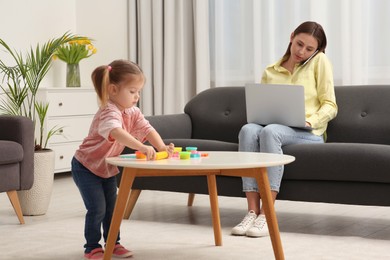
[{"x1": 1, "y1": 172, "x2": 390, "y2": 259}]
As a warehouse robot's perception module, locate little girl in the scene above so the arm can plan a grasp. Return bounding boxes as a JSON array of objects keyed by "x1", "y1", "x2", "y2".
[{"x1": 71, "y1": 59, "x2": 174, "y2": 259}]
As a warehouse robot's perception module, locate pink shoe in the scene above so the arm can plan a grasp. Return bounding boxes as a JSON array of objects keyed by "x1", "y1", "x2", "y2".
[
  {"x1": 84, "y1": 248, "x2": 104, "y2": 260},
  {"x1": 112, "y1": 244, "x2": 133, "y2": 258}
]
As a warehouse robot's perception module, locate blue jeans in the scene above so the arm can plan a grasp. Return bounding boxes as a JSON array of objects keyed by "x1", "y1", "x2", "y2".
[
  {"x1": 71, "y1": 157, "x2": 120, "y2": 253},
  {"x1": 239, "y1": 123, "x2": 324, "y2": 193}
]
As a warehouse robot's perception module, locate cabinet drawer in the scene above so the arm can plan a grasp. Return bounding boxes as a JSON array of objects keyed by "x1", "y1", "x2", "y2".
[
  {"x1": 48, "y1": 116, "x2": 93, "y2": 144},
  {"x1": 50, "y1": 142, "x2": 80, "y2": 173},
  {"x1": 45, "y1": 91, "x2": 99, "y2": 116}
]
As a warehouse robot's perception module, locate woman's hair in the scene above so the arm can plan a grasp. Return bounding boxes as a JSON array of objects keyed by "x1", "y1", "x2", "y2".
[
  {"x1": 91, "y1": 59, "x2": 144, "y2": 107},
  {"x1": 282, "y1": 21, "x2": 327, "y2": 62}
]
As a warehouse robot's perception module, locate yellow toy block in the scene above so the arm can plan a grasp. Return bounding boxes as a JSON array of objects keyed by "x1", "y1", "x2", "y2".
[{"x1": 156, "y1": 151, "x2": 168, "y2": 160}]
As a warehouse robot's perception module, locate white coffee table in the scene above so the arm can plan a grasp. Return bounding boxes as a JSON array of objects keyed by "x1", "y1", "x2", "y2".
[{"x1": 104, "y1": 151, "x2": 295, "y2": 260}]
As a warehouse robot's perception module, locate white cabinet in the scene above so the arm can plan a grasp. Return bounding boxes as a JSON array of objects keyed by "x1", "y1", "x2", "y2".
[{"x1": 36, "y1": 88, "x2": 99, "y2": 173}]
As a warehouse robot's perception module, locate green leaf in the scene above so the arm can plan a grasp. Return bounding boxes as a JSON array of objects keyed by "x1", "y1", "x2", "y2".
[{"x1": 0, "y1": 32, "x2": 89, "y2": 150}]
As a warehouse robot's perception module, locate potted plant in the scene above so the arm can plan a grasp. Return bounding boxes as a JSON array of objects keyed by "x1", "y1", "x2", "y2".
[{"x1": 0, "y1": 32, "x2": 86, "y2": 215}]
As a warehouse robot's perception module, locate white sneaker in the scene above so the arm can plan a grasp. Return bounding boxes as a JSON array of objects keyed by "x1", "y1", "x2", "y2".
[
  {"x1": 246, "y1": 214, "x2": 269, "y2": 237},
  {"x1": 231, "y1": 210, "x2": 257, "y2": 236}
]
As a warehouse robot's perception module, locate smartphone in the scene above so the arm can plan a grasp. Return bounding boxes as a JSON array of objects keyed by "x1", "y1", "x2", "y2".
[{"x1": 302, "y1": 50, "x2": 319, "y2": 66}]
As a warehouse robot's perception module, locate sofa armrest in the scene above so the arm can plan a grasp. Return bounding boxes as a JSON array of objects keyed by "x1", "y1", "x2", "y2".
[
  {"x1": 146, "y1": 113, "x2": 192, "y2": 139},
  {"x1": 0, "y1": 115, "x2": 34, "y2": 190}
]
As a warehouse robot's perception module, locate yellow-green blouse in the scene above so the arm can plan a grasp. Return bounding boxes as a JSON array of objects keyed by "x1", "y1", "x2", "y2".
[{"x1": 261, "y1": 52, "x2": 338, "y2": 136}]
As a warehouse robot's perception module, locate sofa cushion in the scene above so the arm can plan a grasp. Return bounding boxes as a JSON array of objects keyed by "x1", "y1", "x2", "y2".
[
  {"x1": 184, "y1": 87, "x2": 247, "y2": 143},
  {"x1": 146, "y1": 113, "x2": 192, "y2": 139},
  {"x1": 283, "y1": 143, "x2": 390, "y2": 184},
  {"x1": 0, "y1": 140, "x2": 23, "y2": 164},
  {"x1": 327, "y1": 85, "x2": 390, "y2": 145}
]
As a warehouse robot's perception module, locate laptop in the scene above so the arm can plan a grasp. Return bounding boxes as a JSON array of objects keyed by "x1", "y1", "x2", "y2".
[{"x1": 245, "y1": 83, "x2": 312, "y2": 130}]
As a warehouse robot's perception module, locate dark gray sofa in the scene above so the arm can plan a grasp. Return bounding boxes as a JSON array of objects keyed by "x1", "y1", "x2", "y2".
[
  {"x1": 0, "y1": 115, "x2": 35, "y2": 223},
  {"x1": 121, "y1": 85, "x2": 390, "y2": 207}
]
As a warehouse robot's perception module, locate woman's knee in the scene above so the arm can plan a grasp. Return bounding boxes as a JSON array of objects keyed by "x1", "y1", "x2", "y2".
[
  {"x1": 239, "y1": 124, "x2": 263, "y2": 152},
  {"x1": 239, "y1": 123, "x2": 262, "y2": 139},
  {"x1": 259, "y1": 125, "x2": 286, "y2": 153},
  {"x1": 260, "y1": 124, "x2": 287, "y2": 140}
]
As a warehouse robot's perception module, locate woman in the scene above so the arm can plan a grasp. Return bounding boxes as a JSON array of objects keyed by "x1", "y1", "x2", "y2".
[{"x1": 232, "y1": 21, "x2": 338, "y2": 237}]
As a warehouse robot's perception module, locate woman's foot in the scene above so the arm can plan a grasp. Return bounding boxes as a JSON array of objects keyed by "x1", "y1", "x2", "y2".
[
  {"x1": 231, "y1": 210, "x2": 257, "y2": 235},
  {"x1": 246, "y1": 214, "x2": 269, "y2": 237}
]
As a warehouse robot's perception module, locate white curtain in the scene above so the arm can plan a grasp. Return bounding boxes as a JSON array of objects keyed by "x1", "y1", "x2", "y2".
[
  {"x1": 210, "y1": 0, "x2": 390, "y2": 87},
  {"x1": 128, "y1": 0, "x2": 210, "y2": 116}
]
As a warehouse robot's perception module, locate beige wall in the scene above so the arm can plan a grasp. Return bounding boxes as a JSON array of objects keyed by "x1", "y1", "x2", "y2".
[{"x1": 0, "y1": 0, "x2": 128, "y2": 88}]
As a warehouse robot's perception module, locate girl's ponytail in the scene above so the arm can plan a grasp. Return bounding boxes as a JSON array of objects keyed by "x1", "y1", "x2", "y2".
[
  {"x1": 100, "y1": 66, "x2": 111, "y2": 107},
  {"x1": 91, "y1": 65, "x2": 112, "y2": 107}
]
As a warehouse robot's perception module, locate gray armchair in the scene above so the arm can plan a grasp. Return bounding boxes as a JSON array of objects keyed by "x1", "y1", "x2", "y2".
[{"x1": 0, "y1": 115, "x2": 34, "y2": 224}]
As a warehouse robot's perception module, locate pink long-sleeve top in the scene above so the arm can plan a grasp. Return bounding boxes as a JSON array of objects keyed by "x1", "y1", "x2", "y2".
[{"x1": 75, "y1": 102, "x2": 154, "y2": 178}]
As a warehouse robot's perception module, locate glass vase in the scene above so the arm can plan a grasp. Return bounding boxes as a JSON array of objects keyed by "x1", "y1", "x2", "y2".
[{"x1": 66, "y1": 63, "x2": 81, "y2": 87}]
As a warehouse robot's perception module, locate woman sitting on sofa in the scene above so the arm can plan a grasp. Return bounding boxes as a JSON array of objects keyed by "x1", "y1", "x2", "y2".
[{"x1": 232, "y1": 21, "x2": 338, "y2": 237}]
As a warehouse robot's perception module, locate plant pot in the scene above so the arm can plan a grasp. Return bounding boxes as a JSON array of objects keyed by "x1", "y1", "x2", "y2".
[{"x1": 17, "y1": 149, "x2": 55, "y2": 216}]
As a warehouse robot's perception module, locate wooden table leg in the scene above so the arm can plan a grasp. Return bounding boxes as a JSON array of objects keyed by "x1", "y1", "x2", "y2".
[
  {"x1": 206, "y1": 174, "x2": 222, "y2": 246},
  {"x1": 187, "y1": 193, "x2": 195, "y2": 206},
  {"x1": 255, "y1": 167, "x2": 285, "y2": 260},
  {"x1": 104, "y1": 168, "x2": 135, "y2": 260},
  {"x1": 124, "y1": 189, "x2": 142, "y2": 219}
]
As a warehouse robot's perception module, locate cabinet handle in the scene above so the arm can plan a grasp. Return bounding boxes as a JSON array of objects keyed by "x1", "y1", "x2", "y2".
[
  {"x1": 59, "y1": 102, "x2": 63, "y2": 107},
  {"x1": 59, "y1": 155, "x2": 64, "y2": 160}
]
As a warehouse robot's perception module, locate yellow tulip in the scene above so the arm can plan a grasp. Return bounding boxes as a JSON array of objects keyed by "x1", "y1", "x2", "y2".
[{"x1": 55, "y1": 36, "x2": 96, "y2": 64}]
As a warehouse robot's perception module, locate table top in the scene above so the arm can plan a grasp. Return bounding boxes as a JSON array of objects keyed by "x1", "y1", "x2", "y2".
[{"x1": 106, "y1": 151, "x2": 295, "y2": 170}]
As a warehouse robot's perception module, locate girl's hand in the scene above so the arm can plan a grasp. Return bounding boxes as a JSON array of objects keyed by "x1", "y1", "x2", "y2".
[
  {"x1": 138, "y1": 145, "x2": 156, "y2": 160},
  {"x1": 166, "y1": 143, "x2": 175, "y2": 157}
]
